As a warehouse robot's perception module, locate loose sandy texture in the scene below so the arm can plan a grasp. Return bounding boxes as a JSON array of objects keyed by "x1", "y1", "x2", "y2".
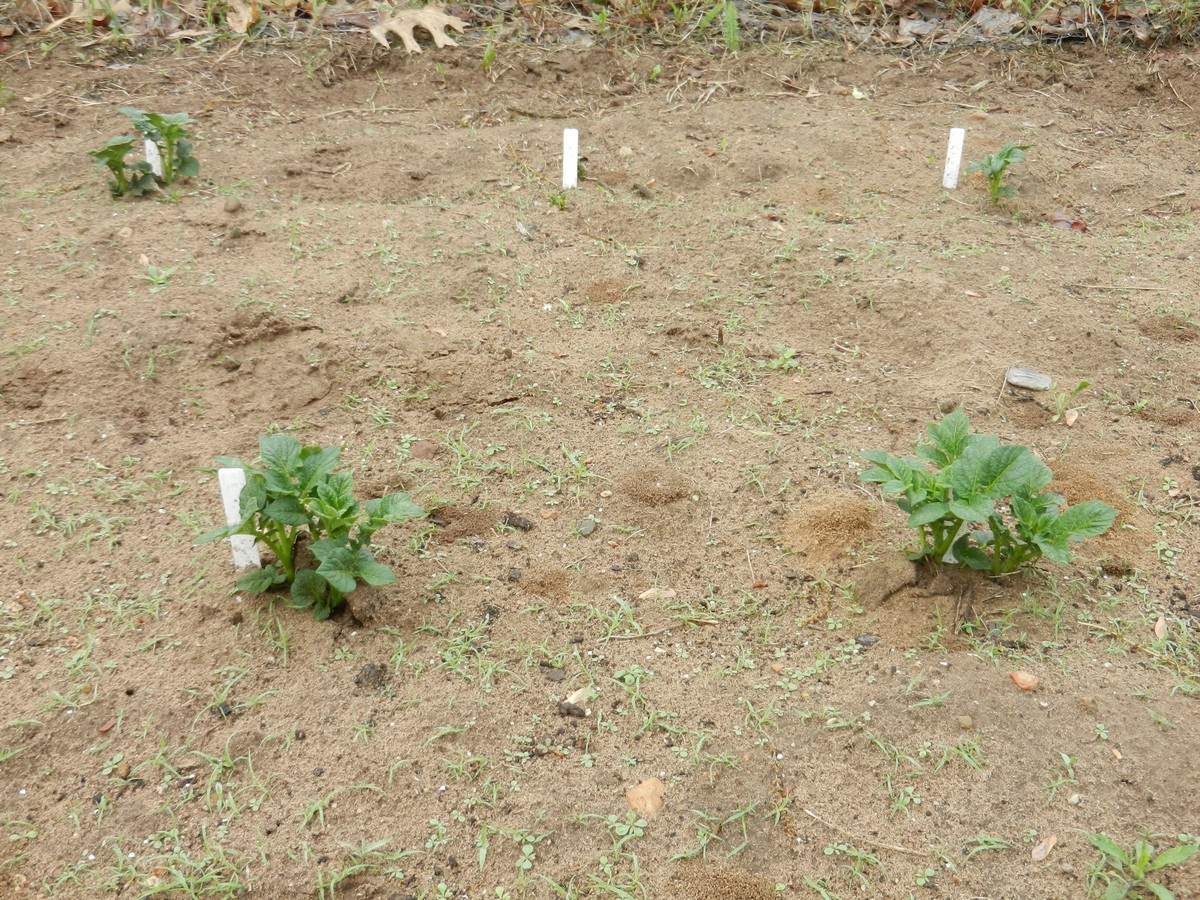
[{"x1": 1, "y1": 38, "x2": 1199, "y2": 900}]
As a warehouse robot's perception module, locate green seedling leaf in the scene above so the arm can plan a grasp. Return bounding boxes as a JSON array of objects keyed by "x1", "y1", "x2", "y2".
[
  {"x1": 1146, "y1": 842, "x2": 1199, "y2": 870},
  {"x1": 1055, "y1": 500, "x2": 1118, "y2": 542},
  {"x1": 290, "y1": 569, "x2": 327, "y2": 609},
  {"x1": 236, "y1": 565, "x2": 286, "y2": 594}
]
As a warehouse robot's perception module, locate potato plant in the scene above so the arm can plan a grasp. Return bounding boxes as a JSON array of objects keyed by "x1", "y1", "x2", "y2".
[
  {"x1": 197, "y1": 436, "x2": 425, "y2": 620},
  {"x1": 860, "y1": 410, "x2": 1115, "y2": 575}
]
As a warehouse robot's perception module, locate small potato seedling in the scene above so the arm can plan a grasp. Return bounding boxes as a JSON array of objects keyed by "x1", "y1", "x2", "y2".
[
  {"x1": 90, "y1": 108, "x2": 200, "y2": 198},
  {"x1": 860, "y1": 409, "x2": 1115, "y2": 575},
  {"x1": 967, "y1": 141, "x2": 1030, "y2": 204},
  {"x1": 197, "y1": 435, "x2": 425, "y2": 620}
]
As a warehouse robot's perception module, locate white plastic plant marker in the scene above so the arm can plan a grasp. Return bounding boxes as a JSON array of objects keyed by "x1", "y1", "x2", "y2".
[
  {"x1": 562, "y1": 128, "x2": 579, "y2": 189},
  {"x1": 943, "y1": 127, "x2": 965, "y2": 189},
  {"x1": 144, "y1": 138, "x2": 163, "y2": 178},
  {"x1": 218, "y1": 468, "x2": 261, "y2": 569}
]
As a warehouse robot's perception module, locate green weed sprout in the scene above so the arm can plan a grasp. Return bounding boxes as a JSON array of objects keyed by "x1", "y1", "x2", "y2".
[
  {"x1": 967, "y1": 142, "x2": 1030, "y2": 204},
  {"x1": 860, "y1": 409, "x2": 1115, "y2": 575},
  {"x1": 88, "y1": 136, "x2": 156, "y2": 198},
  {"x1": 1087, "y1": 833, "x2": 1198, "y2": 900},
  {"x1": 120, "y1": 108, "x2": 200, "y2": 185},
  {"x1": 197, "y1": 435, "x2": 425, "y2": 620}
]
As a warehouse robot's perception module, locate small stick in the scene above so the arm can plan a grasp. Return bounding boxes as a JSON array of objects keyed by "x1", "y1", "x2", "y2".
[
  {"x1": 608, "y1": 627, "x2": 672, "y2": 641},
  {"x1": 746, "y1": 548, "x2": 756, "y2": 584},
  {"x1": 1063, "y1": 283, "x2": 1169, "y2": 292},
  {"x1": 1167, "y1": 79, "x2": 1193, "y2": 110},
  {"x1": 803, "y1": 808, "x2": 924, "y2": 855}
]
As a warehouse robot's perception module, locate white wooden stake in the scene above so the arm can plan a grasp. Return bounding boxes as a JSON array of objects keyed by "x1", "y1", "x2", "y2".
[
  {"x1": 943, "y1": 128, "x2": 966, "y2": 189},
  {"x1": 562, "y1": 128, "x2": 579, "y2": 189},
  {"x1": 144, "y1": 138, "x2": 163, "y2": 178},
  {"x1": 218, "y1": 468, "x2": 261, "y2": 570}
]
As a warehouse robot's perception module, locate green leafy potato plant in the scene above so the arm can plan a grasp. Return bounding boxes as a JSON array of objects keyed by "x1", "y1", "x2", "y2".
[
  {"x1": 197, "y1": 435, "x2": 425, "y2": 620},
  {"x1": 859, "y1": 409, "x2": 1116, "y2": 575},
  {"x1": 967, "y1": 141, "x2": 1030, "y2": 204},
  {"x1": 120, "y1": 108, "x2": 200, "y2": 185},
  {"x1": 90, "y1": 109, "x2": 200, "y2": 198}
]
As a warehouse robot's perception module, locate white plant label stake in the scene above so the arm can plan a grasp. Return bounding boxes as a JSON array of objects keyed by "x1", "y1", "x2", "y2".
[
  {"x1": 943, "y1": 127, "x2": 965, "y2": 189},
  {"x1": 144, "y1": 138, "x2": 163, "y2": 178},
  {"x1": 218, "y1": 468, "x2": 261, "y2": 569},
  {"x1": 562, "y1": 128, "x2": 579, "y2": 189}
]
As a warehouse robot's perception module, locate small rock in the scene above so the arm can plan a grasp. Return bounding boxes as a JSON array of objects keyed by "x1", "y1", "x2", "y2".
[
  {"x1": 938, "y1": 399, "x2": 958, "y2": 414},
  {"x1": 1068, "y1": 793, "x2": 1083, "y2": 806},
  {"x1": 354, "y1": 662, "x2": 388, "y2": 689},
  {"x1": 539, "y1": 509, "x2": 559, "y2": 521},
  {"x1": 116, "y1": 226, "x2": 133, "y2": 240},
  {"x1": 626, "y1": 776, "x2": 666, "y2": 818},
  {"x1": 855, "y1": 633, "x2": 881, "y2": 647},
  {"x1": 506, "y1": 568, "x2": 522, "y2": 583},
  {"x1": 115, "y1": 760, "x2": 131, "y2": 780},
  {"x1": 600, "y1": 490, "x2": 613, "y2": 498},
  {"x1": 503, "y1": 512, "x2": 533, "y2": 531},
  {"x1": 617, "y1": 146, "x2": 634, "y2": 158},
  {"x1": 558, "y1": 701, "x2": 588, "y2": 718},
  {"x1": 97, "y1": 718, "x2": 116, "y2": 734},
  {"x1": 223, "y1": 197, "x2": 243, "y2": 214},
  {"x1": 957, "y1": 715, "x2": 974, "y2": 730},
  {"x1": 1005, "y1": 367, "x2": 1054, "y2": 391},
  {"x1": 769, "y1": 662, "x2": 785, "y2": 674},
  {"x1": 216, "y1": 701, "x2": 234, "y2": 719},
  {"x1": 546, "y1": 669, "x2": 565, "y2": 683},
  {"x1": 578, "y1": 518, "x2": 597, "y2": 536}
]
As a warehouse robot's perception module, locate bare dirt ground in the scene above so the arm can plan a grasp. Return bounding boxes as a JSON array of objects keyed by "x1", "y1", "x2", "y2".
[{"x1": 1, "y1": 34, "x2": 1199, "y2": 900}]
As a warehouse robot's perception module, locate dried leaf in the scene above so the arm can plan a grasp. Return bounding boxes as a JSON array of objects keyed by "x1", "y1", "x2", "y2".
[
  {"x1": 370, "y1": 6, "x2": 467, "y2": 54},
  {"x1": 626, "y1": 777, "x2": 665, "y2": 818},
  {"x1": 1047, "y1": 211, "x2": 1089, "y2": 232},
  {"x1": 1031, "y1": 833, "x2": 1057, "y2": 861},
  {"x1": 1010, "y1": 670, "x2": 1039, "y2": 691},
  {"x1": 227, "y1": 0, "x2": 258, "y2": 33},
  {"x1": 638, "y1": 587, "x2": 676, "y2": 601},
  {"x1": 1154, "y1": 616, "x2": 1167, "y2": 638},
  {"x1": 1063, "y1": 408, "x2": 1079, "y2": 427}
]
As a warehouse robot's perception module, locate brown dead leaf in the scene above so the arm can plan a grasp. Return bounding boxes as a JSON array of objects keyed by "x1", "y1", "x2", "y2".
[
  {"x1": 1031, "y1": 833, "x2": 1057, "y2": 861},
  {"x1": 370, "y1": 6, "x2": 467, "y2": 53},
  {"x1": 1154, "y1": 616, "x2": 1167, "y2": 638},
  {"x1": 1047, "y1": 211, "x2": 1089, "y2": 232},
  {"x1": 227, "y1": 0, "x2": 259, "y2": 34},
  {"x1": 626, "y1": 777, "x2": 665, "y2": 818}
]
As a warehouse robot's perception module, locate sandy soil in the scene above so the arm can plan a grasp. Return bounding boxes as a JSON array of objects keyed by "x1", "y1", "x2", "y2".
[{"x1": 1, "y1": 35, "x2": 1199, "y2": 900}]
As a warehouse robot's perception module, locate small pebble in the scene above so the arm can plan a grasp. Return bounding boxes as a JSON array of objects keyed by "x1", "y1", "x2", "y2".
[
  {"x1": 618, "y1": 146, "x2": 634, "y2": 158},
  {"x1": 1068, "y1": 793, "x2": 1083, "y2": 806},
  {"x1": 578, "y1": 518, "x2": 597, "y2": 536},
  {"x1": 546, "y1": 669, "x2": 566, "y2": 683},
  {"x1": 855, "y1": 633, "x2": 880, "y2": 647},
  {"x1": 957, "y1": 715, "x2": 974, "y2": 730},
  {"x1": 223, "y1": 197, "x2": 243, "y2": 214}
]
